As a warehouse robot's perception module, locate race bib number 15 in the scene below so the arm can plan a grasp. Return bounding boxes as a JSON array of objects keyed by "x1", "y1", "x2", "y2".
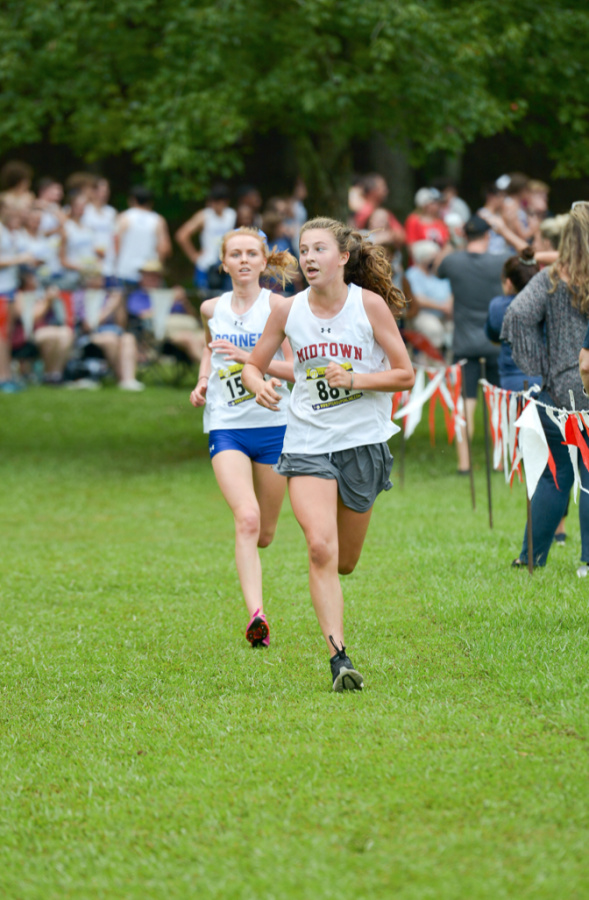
[
  {"x1": 219, "y1": 363, "x2": 255, "y2": 407},
  {"x1": 306, "y1": 363, "x2": 363, "y2": 411}
]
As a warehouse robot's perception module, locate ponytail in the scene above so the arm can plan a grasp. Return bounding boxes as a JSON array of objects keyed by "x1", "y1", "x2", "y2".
[
  {"x1": 264, "y1": 245, "x2": 299, "y2": 289},
  {"x1": 300, "y1": 217, "x2": 406, "y2": 316}
]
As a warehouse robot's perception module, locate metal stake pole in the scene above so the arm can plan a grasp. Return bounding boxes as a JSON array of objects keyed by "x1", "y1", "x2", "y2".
[
  {"x1": 461, "y1": 366, "x2": 476, "y2": 510},
  {"x1": 399, "y1": 428, "x2": 405, "y2": 489},
  {"x1": 480, "y1": 358, "x2": 493, "y2": 529},
  {"x1": 523, "y1": 379, "x2": 534, "y2": 575}
]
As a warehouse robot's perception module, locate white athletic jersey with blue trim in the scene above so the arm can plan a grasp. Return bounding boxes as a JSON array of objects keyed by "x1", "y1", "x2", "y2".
[
  {"x1": 204, "y1": 288, "x2": 289, "y2": 433},
  {"x1": 283, "y1": 283, "x2": 400, "y2": 454}
]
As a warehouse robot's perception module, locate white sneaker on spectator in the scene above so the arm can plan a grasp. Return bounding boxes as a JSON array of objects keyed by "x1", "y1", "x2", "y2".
[
  {"x1": 65, "y1": 379, "x2": 101, "y2": 391},
  {"x1": 119, "y1": 379, "x2": 145, "y2": 392},
  {"x1": 576, "y1": 565, "x2": 588, "y2": 578}
]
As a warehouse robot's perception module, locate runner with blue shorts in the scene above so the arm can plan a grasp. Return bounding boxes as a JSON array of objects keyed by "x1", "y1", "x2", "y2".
[{"x1": 190, "y1": 227, "x2": 297, "y2": 648}]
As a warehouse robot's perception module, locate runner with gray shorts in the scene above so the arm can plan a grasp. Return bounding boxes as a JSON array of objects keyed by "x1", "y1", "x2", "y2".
[{"x1": 243, "y1": 216, "x2": 415, "y2": 691}]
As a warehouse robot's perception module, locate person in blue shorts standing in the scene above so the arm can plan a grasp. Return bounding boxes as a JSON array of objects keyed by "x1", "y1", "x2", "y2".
[{"x1": 190, "y1": 227, "x2": 297, "y2": 647}]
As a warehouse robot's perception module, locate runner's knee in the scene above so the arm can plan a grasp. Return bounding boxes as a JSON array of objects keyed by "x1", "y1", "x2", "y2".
[
  {"x1": 338, "y1": 559, "x2": 356, "y2": 576},
  {"x1": 308, "y1": 534, "x2": 336, "y2": 569},
  {"x1": 235, "y1": 507, "x2": 260, "y2": 540},
  {"x1": 257, "y1": 529, "x2": 274, "y2": 549}
]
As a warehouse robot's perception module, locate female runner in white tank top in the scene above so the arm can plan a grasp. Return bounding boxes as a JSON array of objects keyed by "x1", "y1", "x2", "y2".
[
  {"x1": 243, "y1": 218, "x2": 415, "y2": 690},
  {"x1": 190, "y1": 227, "x2": 297, "y2": 647}
]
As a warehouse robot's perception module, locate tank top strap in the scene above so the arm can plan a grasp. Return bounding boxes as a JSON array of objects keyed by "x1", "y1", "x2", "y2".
[
  {"x1": 214, "y1": 291, "x2": 233, "y2": 318},
  {"x1": 258, "y1": 287, "x2": 272, "y2": 314},
  {"x1": 348, "y1": 282, "x2": 363, "y2": 308}
]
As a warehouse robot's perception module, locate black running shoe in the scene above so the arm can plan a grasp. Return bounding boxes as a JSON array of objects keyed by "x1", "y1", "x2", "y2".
[{"x1": 329, "y1": 636, "x2": 364, "y2": 692}]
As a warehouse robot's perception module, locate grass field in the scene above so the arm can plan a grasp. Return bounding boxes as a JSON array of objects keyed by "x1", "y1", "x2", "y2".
[{"x1": 1, "y1": 386, "x2": 588, "y2": 899}]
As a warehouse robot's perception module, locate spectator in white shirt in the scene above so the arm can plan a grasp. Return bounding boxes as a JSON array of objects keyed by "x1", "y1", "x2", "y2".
[
  {"x1": 59, "y1": 193, "x2": 98, "y2": 288},
  {"x1": 405, "y1": 240, "x2": 453, "y2": 350},
  {"x1": 81, "y1": 178, "x2": 118, "y2": 286},
  {"x1": 115, "y1": 186, "x2": 171, "y2": 287}
]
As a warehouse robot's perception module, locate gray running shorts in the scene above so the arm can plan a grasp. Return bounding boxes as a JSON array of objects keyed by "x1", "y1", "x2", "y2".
[{"x1": 274, "y1": 442, "x2": 393, "y2": 513}]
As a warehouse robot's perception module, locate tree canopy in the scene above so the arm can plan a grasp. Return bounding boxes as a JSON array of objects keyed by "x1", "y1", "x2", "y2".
[{"x1": 1, "y1": 0, "x2": 589, "y2": 213}]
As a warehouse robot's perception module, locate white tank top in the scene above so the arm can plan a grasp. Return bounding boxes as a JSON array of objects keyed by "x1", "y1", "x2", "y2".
[
  {"x1": 0, "y1": 225, "x2": 19, "y2": 293},
  {"x1": 116, "y1": 208, "x2": 159, "y2": 281},
  {"x1": 283, "y1": 283, "x2": 399, "y2": 454},
  {"x1": 204, "y1": 288, "x2": 289, "y2": 433},
  {"x1": 197, "y1": 207, "x2": 237, "y2": 272},
  {"x1": 64, "y1": 219, "x2": 97, "y2": 268},
  {"x1": 81, "y1": 203, "x2": 117, "y2": 276}
]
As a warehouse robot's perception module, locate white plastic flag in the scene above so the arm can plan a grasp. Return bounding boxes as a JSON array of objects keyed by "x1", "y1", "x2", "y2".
[
  {"x1": 515, "y1": 401, "x2": 549, "y2": 499},
  {"x1": 19, "y1": 291, "x2": 40, "y2": 339},
  {"x1": 83, "y1": 290, "x2": 106, "y2": 331},
  {"x1": 149, "y1": 289, "x2": 175, "y2": 341}
]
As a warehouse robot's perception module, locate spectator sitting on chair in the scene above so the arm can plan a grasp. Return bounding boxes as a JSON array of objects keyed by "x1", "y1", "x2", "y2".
[
  {"x1": 405, "y1": 240, "x2": 453, "y2": 352},
  {"x1": 126, "y1": 260, "x2": 205, "y2": 366},
  {"x1": 75, "y1": 269, "x2": 144, "y2": 391},
  {"x1": 13, "y1": 270, "x2": 74, "y2": 385}
]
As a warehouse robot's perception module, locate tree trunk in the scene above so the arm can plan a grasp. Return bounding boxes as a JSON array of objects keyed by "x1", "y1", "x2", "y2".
[
  {"x1": 369, "y1": 132, "x2": 414, "y2": 218},
  {"x1": 294, "y1": 130, "x2": 352, "y2": 221}
]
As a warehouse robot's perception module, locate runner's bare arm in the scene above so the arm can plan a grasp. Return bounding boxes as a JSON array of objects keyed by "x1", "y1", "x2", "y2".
[
  {"x1": 189, "y1": 298, "x2": 217, "y2": 408},
  {"x1": 267, "y1": 295, "x2": 294, "y2": 382},
  {"x1": 242, "y1": 301, "x2": 292, "y2": 410},
  {"x1": 325, "y1": 290, "x2": 414, "y2": 393}
]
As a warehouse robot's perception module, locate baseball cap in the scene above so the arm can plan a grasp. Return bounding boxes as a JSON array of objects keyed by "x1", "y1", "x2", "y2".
[
  {"x1": 139, "y1": 259, "x2": 164, "y2": 274},
  {"x1": 411, "y1": 240, "x2": 440, "y2": 264},
  {"x1": 414, "y1": 187, "x2": 441, "y2": 208},
  {"x1": 464, "y1": 214, "x2": 491, "y2": 239}
]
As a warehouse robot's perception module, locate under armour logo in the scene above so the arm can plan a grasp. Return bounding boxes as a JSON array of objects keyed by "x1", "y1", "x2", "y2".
[
  {"x1": 234, "y1": 320, "x2": 242, "y2": 326},
  {"x1": 320, "y1": 327, "x2": 332, "y2": 334}
]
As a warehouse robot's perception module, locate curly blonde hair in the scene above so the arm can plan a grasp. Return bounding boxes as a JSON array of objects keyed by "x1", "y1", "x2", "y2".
[
  {"x1": 220, "y1": 227, "x2": 298, "y2": 289},
  {"x1": 299, "y1": 217, "x2": 406, "y2": 316},
  {"x1": 550, "y1": 203, "x2": 589, "y2": 314}
]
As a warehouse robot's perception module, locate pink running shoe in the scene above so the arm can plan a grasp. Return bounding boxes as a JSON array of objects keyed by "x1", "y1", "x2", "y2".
[{"x1": 246, "y1": 608, "x2": 270, "y2": 648}]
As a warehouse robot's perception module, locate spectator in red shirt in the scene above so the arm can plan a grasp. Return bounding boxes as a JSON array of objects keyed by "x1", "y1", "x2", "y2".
[
  {"x1": 405, "y1": 188, "x2": 450, "y2": 250},
  {"x1": 353, "y1": 173, "x2": 405, "y2": 248}
]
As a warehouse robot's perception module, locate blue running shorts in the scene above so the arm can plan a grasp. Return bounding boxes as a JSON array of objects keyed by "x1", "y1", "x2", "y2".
[{"x1": 208, "y1": 426, "x2": 287, "y2": 465}]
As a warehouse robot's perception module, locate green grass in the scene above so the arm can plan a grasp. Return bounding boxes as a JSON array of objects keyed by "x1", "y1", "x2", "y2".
[{"x1": 1, "y1": 387, "x2": 588, "y2": 899}]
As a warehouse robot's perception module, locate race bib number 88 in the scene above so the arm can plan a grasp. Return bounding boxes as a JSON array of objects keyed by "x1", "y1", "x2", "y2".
[
  {"x1": 219, "y1": 363, "x2": 255, "y2": 407},
  {"x1": 306, "y1": 363, "x2": 363, "y2": 411}
]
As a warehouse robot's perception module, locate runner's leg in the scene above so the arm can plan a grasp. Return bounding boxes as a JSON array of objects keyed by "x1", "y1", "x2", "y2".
[
  {"x1": 252, "y1": 462, "x2": 287, "y2": 548},
  {"x1": 336, "y1": 497, "x2": 373, "y2": 575},
  {"x1": 212, "y1": 450, "x2": 264, "y2": 616},
  {"x1": 288, "y1": 476, "x2": 343, "y2": 653}
]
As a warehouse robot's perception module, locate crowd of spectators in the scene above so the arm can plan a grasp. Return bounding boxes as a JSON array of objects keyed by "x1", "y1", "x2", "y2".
[
  {"x1": 0, "y1": 162, "x2": 311, "y2": 392},
  {"x1": 0, "y1": 159, "x2": 573, "y2": 400}
]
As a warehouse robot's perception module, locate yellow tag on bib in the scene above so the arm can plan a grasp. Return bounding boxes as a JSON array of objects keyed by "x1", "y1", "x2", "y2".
[
  {"x1": 305, "y1": 363, "x2": 363, "y2": 411},
  {"x1": 219, "y1": 363, "x2": 255, "y2": 407}
]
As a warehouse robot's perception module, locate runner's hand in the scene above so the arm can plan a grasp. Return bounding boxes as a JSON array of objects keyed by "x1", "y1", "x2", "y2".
[
  {"x1": 190, "y1": 380, "x2": 208, "y2": 407},
  {"x1": 209, "y1": 339, "x2": 249, "y2": 364},
  {"x1": 255, "y1": 378, "x2": 282, "y2": 411},
  {"x1": 325, "y1": 362, "x2": 353, "y2": 389}
]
